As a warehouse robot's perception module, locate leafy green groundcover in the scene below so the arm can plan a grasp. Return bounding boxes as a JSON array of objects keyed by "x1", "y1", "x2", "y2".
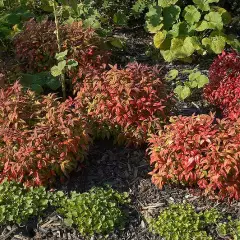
[
  {"x1": 150, "y1": 203, "x2": 240, "y2": 240},
  {"x1": 0, "y1": 180, "x2": 129, "y2": 237}
]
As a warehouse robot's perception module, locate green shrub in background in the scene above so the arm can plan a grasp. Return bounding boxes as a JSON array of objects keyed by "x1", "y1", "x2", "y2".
[
  {"x1": 145, "y1": 0, "x2": 240, "y2": 62},
  {"x1": 0, "y1": 180, "x2": 50, "y2": 225},
  {"x1": 53, "y1": 187, "x2": 130, "y2": 237}
]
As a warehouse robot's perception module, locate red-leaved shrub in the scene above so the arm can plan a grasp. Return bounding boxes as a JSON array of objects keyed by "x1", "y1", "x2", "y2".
[
  {"x1": 0, "y1": 82, "x2": 90, "y2": 186},
  {"x1": 14, "y1": 19, "x2": 109, "y2": 78},
  {"x1": 76, "y1": 62, "x2": 172, "y2": 145},
  {"x1": 204, "y1": 51, "x2": 240, "y2": 118},
  {"x1": 148, "y1": 114, "x2": 240, "y2": 200}
]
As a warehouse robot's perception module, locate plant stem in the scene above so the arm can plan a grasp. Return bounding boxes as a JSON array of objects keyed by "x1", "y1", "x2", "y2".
[{"x1": 53, "y1": 1, "x2": 66, "y2": 100}]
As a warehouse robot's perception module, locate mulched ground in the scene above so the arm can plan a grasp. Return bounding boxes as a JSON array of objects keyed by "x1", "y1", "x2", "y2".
[{"x1": 1, "y1": 26, "x2": 239, "y2": 240}]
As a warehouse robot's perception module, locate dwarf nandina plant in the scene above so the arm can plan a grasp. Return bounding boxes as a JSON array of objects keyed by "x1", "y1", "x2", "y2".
[
  {"x1": 204, "y1": 51, "x2": 240, "y2": 119},
  {"x1": 0, "y1": 82, "x2": 90, "y2": 186},
  {"x1": 148, "y1": 113, "x2": 240, "y2": 200},
  {"x1": 14, "y1": 19, "x2": 109, "y2": 76},
  {"x1": 76, "y1": 62, "x2": 172, "y2": 145}
]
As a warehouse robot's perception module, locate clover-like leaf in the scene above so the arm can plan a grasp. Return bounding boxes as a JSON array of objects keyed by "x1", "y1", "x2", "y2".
[
  {"x1": 55, "y1": 50, "x2": 68, "y2": 61},
  {"x1": 165, "y1": 69, "x2": 179, "y2": 81}
]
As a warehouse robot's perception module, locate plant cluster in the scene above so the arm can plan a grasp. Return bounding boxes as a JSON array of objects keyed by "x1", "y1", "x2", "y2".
[
  {"x1": 0, "y1": 180, "x2": 50, "y2": 225},
  {"x1": 0, "y1": 6, "x2": 34, "y2": 45},
  {"x1": 54, "y1": 187, "x2": 130, "y2": 237},
  {"x1": 0, "y1": 82, "x2": 90, "y2": 186},
  {"x1": 14, "y1": 19, "x2": 108, "y2": 76},
  {"x1": 165, "y1": 68, "x2": 209, "y2": 100},
  {"x1": 76, "y1": 62, "x2": 172, "y2": 145},
  {"x1": 20, "y1": 71, "x2": 61, "y2": 94},
  {"x1": 204, "y1": 51, "x2": 240, "y2": 119},
  {"x1": 148, "y1": 113, "x2": 240, "y2": 199},
  {"x1": 145, "y1": 0, "x2": 239, "y2": 62},
  {"x1": 217, "y1": 218, "x2": 240, "y2": 239},
  {"x1": 150, "y1": 203, "x2": 221, "y2": 240}
]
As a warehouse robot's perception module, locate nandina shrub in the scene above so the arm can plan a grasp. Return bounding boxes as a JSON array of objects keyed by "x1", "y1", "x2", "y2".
[
  {"x1": 76, "y1": 62, "x2": 172, "y2": 146},
  {"x1": 14, "y1": 19, "x2": 109, "y2": 75},
  {"x1": 204, "y1": 51, "x2": 240, "y2": 118},
  {"x1": 148, "y1": 114, "x2": 240, "y2": 200},
  {"x1": 0, "y1": 82, "x2": 90, "y2": 186}
]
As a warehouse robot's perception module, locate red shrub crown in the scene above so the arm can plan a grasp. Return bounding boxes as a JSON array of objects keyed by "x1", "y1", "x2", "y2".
[
  {"x1": 14, "y1": 19, "x2": 109, "y2": 80},
  {"x1": 204, "y1": 51, "x2": 240, "y2": 119},
  {"x1": 76, "y1": 62, "x2": 172, "y2": 145},
  {"x1": 0, "y1": 82, "x2": 90, "y2": 186},
  {"x1": 148, "y1": 114, "x2": 240, "y2": 200}
]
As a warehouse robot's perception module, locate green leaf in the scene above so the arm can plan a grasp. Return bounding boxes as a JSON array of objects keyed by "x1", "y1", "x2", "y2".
[
  {"x1": 204, "y1": 12, "x2": 223, "y2": 30},
  {"x1": 180, "y1": 85, "x2": 191, "y2": 100},
  {"x1": 46, "y1": 78, "x2": 61, "y2": 90},
  {"x1": 154, "y1": 30, "x2": 167, "y2": 49},
  {"x1": 212, "y1": 7, "x2": 231, "y2": 25},
  {"x1": 193, "y1": 0, "x2": 219, "y2": 11},
  {"x1": 189, "y1": 71, "x2": 201, "y2": 81},
  {"x1": 55, "y1": 50, "x2": 68, "y2": 61},
  {"x1": 197, "y1": 75, "x2": 209, "y2": 88},
  {"x1": 67, "y1": 59, "x2": 78, "y2": 69},
  {"x1": 169, "y1": 22, "x2": 193, "y2": 37},
  {"x1": 145, "y1": 5, "x2": 163, "y2": 33},
  {"x1": 58, "y1": 60, "x2": 66, "y2": 71},
  {"x1": 165, "y1": 69, "x2": 179, "y2": 81},
  {"x1": 202, "y1": 36, "x2": 226, "y2": 54},
  {"x1": 30, "y1": 84, "x2": 44, "y2": 94},
  {"x1": 163, "y1": 5, "x2": 181, "y2": 30},
  {"x1": 158, "y1": 0, "x2": 178, "y2": 8},
  {"x1": 196, "y1": 20, "x2": 211, "y2": 31},
  {"x1": 51, "y1": 66, "x2": 62, "y2": 77},
  {"x1": 109, "y1": 38, "x2": 124, "y2": 49},
  {"x1": 113, "y1": 12, "x2": 127, "y2": 26},
  {"x1": 183, "y1": 5, "x2": 201, "y2": 24}
]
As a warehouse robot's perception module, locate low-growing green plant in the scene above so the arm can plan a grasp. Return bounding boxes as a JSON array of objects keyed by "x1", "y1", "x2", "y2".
[
  {"x1": 165, "y1": 68, "x2": 209, "y2": 100},
  {"x1": 0, "y1": 180, "x2": 50, "y2": 225},
  {"x1": 145, "y1": 0, "x2": 240, "y2": 62},
  {"x1": 54, "y1": 187, "x2": 130, "y2": 237},
  {"x1": 20, "y1": 71, "x2": 61, "y2": 94},
  {"x1": 150, "y1": 203, "x2": 221, "y2": 240},
  {"x1": 217, "y1": 218, "x2": 240, "y2": 240}
]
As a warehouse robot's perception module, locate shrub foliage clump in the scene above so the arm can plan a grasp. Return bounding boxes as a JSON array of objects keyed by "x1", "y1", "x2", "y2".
[
  {"x1": 204, "y1": 51, "x2": 240, "y2": 119},
  {"x1": 14, "y1": 19, "x2": 108, "y2": 77},
  {"x1": 76, "y1": 62, "x2": 172, "y2": 145},
  {"x1": 0, "y1": 82, "x2": 90, "y2": 186},
  {"x1": 148, "y1": 113, "x2": 240, "y2": 199}
]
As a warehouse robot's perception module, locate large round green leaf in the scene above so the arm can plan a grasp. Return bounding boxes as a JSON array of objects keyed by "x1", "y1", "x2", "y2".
[
  {"x1": 163, "y1": 5, "x2": 181, "y2": 30},
  {"x1": 202, "y1": 35, "x2": 226, "y2": 54},
  {"x1": 183, "y1": 5, "x2": 201, "y2": 24},
  {"x1": 145, "y1": 5, "x2": 163, "y2": 33},
  {"x1": 158, "y1": 0, "x2": 178, "y2": 8},
  {"x1": 154, "y1": 30, "x2": 167, "y2": 49},
  {"x1": 204, "y1": 12, "x2": 223, "y2": 30}
]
